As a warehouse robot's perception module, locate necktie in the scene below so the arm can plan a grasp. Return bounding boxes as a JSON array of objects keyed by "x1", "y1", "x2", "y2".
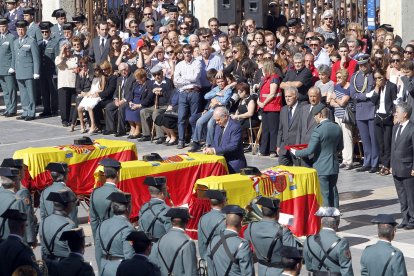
[
  {"x1": 19, "y1": 38, "x2": 23, "y2": 46},
  {"x1": 395, "y1": 124, "x2": 403, "y2": 142},
  {"x1": 218, "y1": 127, "x2": 225, "y2": 145},
  {"x1": 307, "y1": 106, "x2": 313, "y2": 127},
  {"x1": 1, "y1": 35, "x2": 4, "y2": 40},
  {"x1": 121, "y1": 77, "x2": 126, "y2": 99},
  {"x1": 288, "y1": 107, "x2": 293, "y2": 127},
  {"x1": 100, "y1": 38, "x2": 105, "y2": 55}
]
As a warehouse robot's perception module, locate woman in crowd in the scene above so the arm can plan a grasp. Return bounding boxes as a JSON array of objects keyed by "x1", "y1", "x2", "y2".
[
  {"x1": 70, "y1": 57, "x2": 93, "y2": 132},
  {"x1": 387, "y1": 51, "x2": 404, "y2": 87},
  {"x1": 315, "y1": 64, "x2": 334, "y2": 103},
  {"x1": 347, "y1": 22, "x2": 368, "y2": 53},
  {"x1": 55, "y1": 41, "x2": 78, "y2": 127},
  {"x1": 248, "y1": 40, "x2": 259, "y2": 60},
  {"x1": 124, "y1": 69, "x2": 151, "y2": 139},
  {"x1": 373, "y1": 68, "x2": 397, "y2": 176},
  {"x1": 155, "y1": 90, "x2": 179, "y2": 146},
  {"x1": 371, "y1": 49, "x2": 388, "y2": 71},
  {"x1": 223, "y1": 49, "x2": 233, "y2": 68},
  {"x1": 253, "y1": 31, "x2": 265, "y2": 47},
  {"x1": 230, "y1": 82, "x2": 259, "y2": 131},
  {"x1": 221, "y1": 42, "x2": 250, "y2": 82},
  {"x1": 116, "y1": 43, "x2": 141, "y2": 71},
  {"x1": 315, "y1": 10, "x2": 337, "y2": 41},
  {"x1": 77, "y1": 64, "x2": 106, "y2": 134},
  {"x1": 107, "y1": 35, "x2": 122, "y2": 70},
  {"x1": 257, "y1": 60, "x2": 282, "y2": 157},
  {"x1": 328, "y1": 69, "x2": 353, "y2": 170},
  {"x1": 383, "y1": 33, "x2": 395, "y2": 54}
]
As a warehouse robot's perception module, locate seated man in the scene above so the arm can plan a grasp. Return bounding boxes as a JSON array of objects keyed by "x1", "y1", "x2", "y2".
[
  {"x1": 203, "y1": 107, "x2": 247, "y2": 173},
  {"x1": 139, "y1": 65, "x2": 175, "y2": 143},
  {"x1": 189, "y1": 73, "x2": 234, "y2": 152}
]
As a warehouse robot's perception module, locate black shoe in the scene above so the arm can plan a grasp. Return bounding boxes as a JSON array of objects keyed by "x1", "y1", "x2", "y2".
[
  {"x1": 356, "y1": 166, "x2": 371, "y2": 172},
  {"x1": 51, "y1": 112, "x2": 59, "y2": 117},
  {"x1": 188, "y1": 142, "x2": 201, "y2": 152},
  {"x1": 127, "y1": 134, "x2": 138, "y2": 139},
  {"x1": 102, "y1": 130, "x2": 114, "y2": 135},
  {"x1": 4, "y1": 113, "x2": 16, "y2": 117},
  {"x1": 344, "y1": 164, "x2": 354, "y2": 170},
  {"x1": 155, "y1": 138, "x2": 165, "y2": 144},
  {"x1": 167, "y1": 140, "x2": 178, "y2": 146},
  {"x1": 177, "y1": 141, "x2": 185, "y2": 149},
  {"x1": 404, "y1": 225, "x2": 414, "y2": 230},
  {"x1": 369, "y1": 167, "x2": 380, "y2": 173},
  {"x1": 114, "y1": 132, "x2": 125, "y2": 137},
  {"x1": 16, "y1": 116, "x2": 26, "y2": 120},
  {"x1": 25, "y1": 116, "x2": 35, "y2": 121},
  {"x1": 138, "y1": 136, "x2": 151, "y2": 142},
  {"x1": 39, "y1": 112, "x2": 51, "y2": 118},
  {"x1": 339, "y1": 163, "x2": 346, "y2": 169},
  {"x1": 396, "y1": 223, "x2": 407, "y2": 229},
  {"x1": 0, "y1": 112, "x2": 6, "y2": 116}
]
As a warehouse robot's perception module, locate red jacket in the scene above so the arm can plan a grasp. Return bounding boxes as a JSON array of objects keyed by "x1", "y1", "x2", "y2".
[
  {"x1": 259, "y1": 73, "x2": 283, "y2": 112},
  {"x1": 331, "y1": 58, "x2": 357, "y2": 83}
]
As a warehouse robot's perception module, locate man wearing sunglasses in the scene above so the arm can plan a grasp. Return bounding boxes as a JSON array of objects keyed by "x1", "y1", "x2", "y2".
[
  {"x1": 309, "y1": 36, "x2": 330, "y2": 68},
  {"x1": 37, "y1": 21, "x2": 60, "y2": 118}
]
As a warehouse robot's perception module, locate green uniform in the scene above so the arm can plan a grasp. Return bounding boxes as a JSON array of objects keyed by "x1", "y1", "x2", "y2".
[
  {"x1": 40, "y1": 213, "x2": 76, "y2": 260},
  {"x1": 0, "y1": 31, "x2": 17, "y2": 115},
  {"x1": 197, "y1": 208, "x2": 226, "y2": 259},
  {"x1": 295, "y1": 119, "x2": 343, "y2": 208},
  {"x1": 40, "y1": 182, "x2": 78, "y2": 226},
  {"x1": 95, "y1": 214, "x2": 135, "y2": 276},
  {"x1": 360, "y1": 240, "x2": 407, "y2": 276},
  {"x1": 303, "y1": 228, "x2": 353, "y2": 276},
  {"x1": 16, "y1": 187, "x2": 37, "y2": 245},
  {"x1": 245, "y1": 218, "x2": 300, "y2": 276},
  {"x1": 138, "y1": 198, "x2": 171, "y2": 239},
  {"x1": 207, "y1": 229, "x2": 255, "y2": 276},
  {"x1": 0, "y1": 189, "x2": 26, "y2": 240},
  {"x1": 154, "y1": 227, "x2": 197, "y2": 276}
]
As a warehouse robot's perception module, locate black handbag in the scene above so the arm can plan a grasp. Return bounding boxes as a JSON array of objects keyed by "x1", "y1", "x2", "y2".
[{"x1": 342, "y1": 101, "x2": 356, "y2": 126}]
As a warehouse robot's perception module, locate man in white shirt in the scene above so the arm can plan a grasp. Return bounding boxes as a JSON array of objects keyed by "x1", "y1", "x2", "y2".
[{"x1": 309, "y1": 36, "x2": 330, "y2": 68}]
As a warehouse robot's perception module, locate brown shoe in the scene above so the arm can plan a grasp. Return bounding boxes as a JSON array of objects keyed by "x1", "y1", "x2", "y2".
[{"x1": 381, "y1": 167, "x2": 390, "y2": 176}]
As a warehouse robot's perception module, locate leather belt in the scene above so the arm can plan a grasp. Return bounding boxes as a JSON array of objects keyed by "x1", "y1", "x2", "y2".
[
  {"x1": 312, "y1": 270, "x2": 341, "y2": 276},
  {"x1": 103, "y1": 254, "x2": 123, "y2": 261}
]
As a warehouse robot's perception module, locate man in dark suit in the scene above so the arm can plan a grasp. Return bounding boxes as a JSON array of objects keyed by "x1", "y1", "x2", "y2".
[
  {"x1": 203, "y1": 107, "x2": 247, "y2": 174},
  {"x1": 102, "y1": 63, "x2": 135, "y2": 136},
  {"x1": 296, "y1": 86, "x2": 325, "y2": 167},
  {"x1": 116, "y1": 231, "x2": 161, "y2": 276},
  {"x1": 4, "y1": 0, "x2": 23, "y2": 38},
  {"x1": 89, "y1": 20, "x2": 110, "y2": 65},
  {"x1": 0, "y1": 209, "x2": 41, "y2": 276},
  {"x1": 293, "y1": 104, "x2": 343, "y2": 208},
  {"x1": 57, "y1": 228, "x2": 94, "y2": 276},
  {"x1": 400, "y1": 60, "x2": 414, "y2": 122},
  {"x1": 391, "y1": 102, "x2": 414, "y2": 230},
  {"x1": 277, "y1": 86, "x2": 302, "y2": 166},
  {"x1": 38, "y1": 21, "x2": 59, "y2": 117}
]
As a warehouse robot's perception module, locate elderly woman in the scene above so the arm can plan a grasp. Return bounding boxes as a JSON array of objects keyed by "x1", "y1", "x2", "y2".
[
  {"x1": 55, "y1": 41, "x2": 78, "y2": 127},
  {"x1": 257, "y1": 60, "x2": 283, "y2": 157},
  {"x1": 315, "y1": 64, "x2": 334, "y2": 103},
  {"x1": 315, "y1": 10, "x2": 337, "y2": 42},
  {"x1": 328, "y1": 69, "x2": 353, "y2": 170}
]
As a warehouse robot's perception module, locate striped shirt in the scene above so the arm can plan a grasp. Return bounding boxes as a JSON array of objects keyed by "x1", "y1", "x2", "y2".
[{"x1": 333, "y1": 84, "x2": 350, "y2": 119}]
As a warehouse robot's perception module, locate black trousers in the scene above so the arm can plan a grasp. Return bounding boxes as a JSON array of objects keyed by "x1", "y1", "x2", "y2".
[
  {"x1": 39, "y1": 76, "x2": 58, "y2": 114},
  {"x1": 58, "y1": 87, "x2": 75, "y2": 123},
  {"x1": 104, "y1": 101, "x2": 127, "y2": 134},
  {"x1": 374, "y1": 117, "x2": 393, "y2": 168},
  {"x1": 393, "y1": 175, "x2": 414, "y2": 226},
  {"x1": 93, "y1": 99, "x2": 112, "y2": 129},
  {"x1": 259, "y1": 111, "x2": 280, "y2": 154}
]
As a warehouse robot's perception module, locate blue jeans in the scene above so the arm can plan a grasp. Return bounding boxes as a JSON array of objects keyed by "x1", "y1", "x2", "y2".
[
  {"x1": 192, "y1": 110, "x2": 216, "y2": 145},
  {"x1": 178, "y1": 91, "x2": 202, "y2": 141}
]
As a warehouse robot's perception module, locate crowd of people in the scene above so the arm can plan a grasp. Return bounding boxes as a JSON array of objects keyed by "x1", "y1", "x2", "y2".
[{"x1": 0, "y1": 0, "x2": 414, "y2": 275}]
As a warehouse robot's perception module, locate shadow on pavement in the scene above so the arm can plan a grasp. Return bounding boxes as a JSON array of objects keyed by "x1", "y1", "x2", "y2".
[{"x1": 339, "y1": 189, "x2": 374, "y2": 201}]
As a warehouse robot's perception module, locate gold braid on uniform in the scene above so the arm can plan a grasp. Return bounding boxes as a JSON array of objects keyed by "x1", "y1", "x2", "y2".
[{"x1": 353, "y1": 71, "x2": 368, "y2": 93}]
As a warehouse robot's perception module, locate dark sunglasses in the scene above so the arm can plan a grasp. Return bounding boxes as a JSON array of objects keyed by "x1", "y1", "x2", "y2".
[
  {"x1": 225, "y1": 55, "x2": 233, "y2": 59},
  {"x1": 180, "y1": 27, "x2": 188, "y2": 30},
  {"x1": 146, "y1": 25, "x2": 154, "y2": 28},
  {"x1": 288, "y1": 39, "x2": 295, "y2": 42},
  {"x1": 391, "y1": 59, "x2": 401, "y2": 63},
  {"x1": 166, "y1": 50, "x2": 174, "y2": 54},
  {"x1": 309, "y1": 43, "x2": 319, "y2": 47},
  {"x1": 41, "y1": 31, "x2": 49, "y2": 33},
  {"x1": 144, "y1": 13, "x2": 152, "y2": 16},
  {"x1": 404, "y1": 50, "x2": 414, "y2": 54}
]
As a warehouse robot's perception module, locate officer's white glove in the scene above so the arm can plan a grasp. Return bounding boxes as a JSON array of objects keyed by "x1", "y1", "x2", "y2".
[
  {"x1": 365, "y1": 90, "x2": 374, "y2": 98},
  {"x1": 33, "y1": 74, "x2": 40, "y2": 79},
  {"x1": 290, "y1": 148, "x2": 297, "y2": 156},
  {"x1": 8, "y1": 68, "x2": 14, "y2": 74}
]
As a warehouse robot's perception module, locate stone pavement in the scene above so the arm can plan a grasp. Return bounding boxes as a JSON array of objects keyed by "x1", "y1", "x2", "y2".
[{"x1": 0, "y1": 114, "x2": 413, "y2": 275}]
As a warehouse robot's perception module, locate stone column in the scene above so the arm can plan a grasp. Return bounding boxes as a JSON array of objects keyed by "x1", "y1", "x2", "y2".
[
  {"x1": 42, "y1": 0, "x2": 77, "y2": 23},
  {"x1": 380, "y1": 0, "x2": 414, "y2": 44}
]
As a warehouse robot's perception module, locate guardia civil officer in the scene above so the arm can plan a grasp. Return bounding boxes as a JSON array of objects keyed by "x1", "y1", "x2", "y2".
[
  {"x1": 154, "y1": 207, "x2": 197, "y2": 276},
  {"x1": 12, "y1": 19, "x2": 40, "y2": 121},
  {"x1": 1, "y1": 158, "x2": 37, "y2": 247},
  {"x1": 40, "y1": 190, "x2": 77, "y2": 265},
  {"x1": 89, "y1": 158, "x2": 122, "y2": 239},
  {"x1": 0, "y1": 17, "x2": 18, "y2": 117},
  {"x1": 197, "y1": 189, "x2": 226, "y2": 259},
  {"x1": 57, "y1": 227, "x2": 95, "y2": 276},
  {"x1": 23, "y1": 7, "x2": 41, "y2": 43},
  {"x1": 280, "y1": 246, "x2": 303, "y2": 276},
  {"x1": 50, "y1": 9, "x2": 67, "y2": 40},
  {"x1": 0, "y1": 167, "x2": 27, "y2": 241},
  {"x1": 303, "y1": 207, "x2": 353, "y2": 276},
  {"x1": 0, "y1": 209, "x2": 41, "y2": 276},
  {"x1": 40, "y1": 162, "x2": 78, "y2": 226},
  {"x1": 360, "y1": 214, "x2": 407, "y2": 276},
  {"x1": 207, "y1": 205, "x2": 255, "y2": 276},
  {"x1": 4, "y1": 0, "x2": 23, "y2": 38},
  {"x1": 116, "y1": 231, "x2": 161, "y2": 276},
  {"x1": 95, "y1": 192, "x2": 135, "y2": 276},
  {"x1": 38, "y1": 21, "x2": 59, "y2": 117},
  {"x1": 245, "y1": 197, "x2": 301, "y2": 276}
]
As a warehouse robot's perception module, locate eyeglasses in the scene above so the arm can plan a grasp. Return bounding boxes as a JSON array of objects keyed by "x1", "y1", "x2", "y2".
[
  {"x1": 309, "y1": 43, "x2": 319, "y2": 47},
  {"x1": 180, "y1": 27, "x2": 188, "y2": 30},
  {"x1": 152, "y1": 72, "x2": 162, "y2": 76},
  {"x1": 245, "y1": 25, "x2": 254, "y2": 28},
  {"x1": 225, "y1": 55, "x2": 233, "y2": 59},
  {"x1": 255, "y1": 53, "x2": 264, "y2": 57},
  {"x1": 288, "y1": 39, "x2": 295, "y2": 42},
  {"x1": 390, "y1": 51, "x2": 399, "y2": 55},
  {"x1": 159, "y1": 30, "x2": 168, "y2": 34},
  {"x1": 391, "y1": 59, "x2": 401, "y2": 63},
  {"x1": 72, "y1": 43, "x2": 81, "y2": 46},
  {"x1": 232, "y1": 50, "x2": 238, "y2": 54},
  {"x1": 166, "y1": 50, "x2": 174, "y2": 54},
  {"x1": 146, "y1": 25, "x2": 154, "y2": 28},
  {"x1": 404, "y1": 50, "x2": 414, "y2": 54},
  {"x1": 144, "y1": 13, "x2": 152, "y2": 16},
  {"x1": 305, "y1": 37, "x2": 312, "y2": 40},
  {"x1": 202, "y1": 35, "x2": 210, "y2": 38},
  {"x1": 228, "y1": 28, "x2": 236, "y2": 31},
  {"x1": 324, "y1": 17, "x2": 333, "y2": 20},
  {"x1": 41, "y1": 31, "x2": 49, "y2": 33}
]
